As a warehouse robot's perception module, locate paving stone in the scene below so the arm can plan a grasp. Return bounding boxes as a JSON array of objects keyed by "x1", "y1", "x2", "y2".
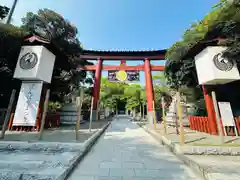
[
  {"x1": 0, "y1": 172, "x2": 22, "y2": 180},
  {"x1": 72, "y1": 167, "x2": 109, "y2": 176},
  {"x1": 122, "y1": 177, "x2": 160, "y2": 180},
  {"x1": 0, "y1": 142, "x2": 85, "y2": 179},
  {"x1": 134, "y1": 169, "x2": 160, "y2": 178},
  {"x1": 109, "y1": 168, "x2": 135, "y2": 177},
  {"x1": 19, "y1": 174, "x2": 58, "y2": 180},
  {"x1": 122, "y1": 162, "x2": 144, "y2": 169},
  {"x1": 94, "y1": 177, "x2": 121, "y2": 180},
  {"x1": 99, "y1": 162, "x2": 122, "y2": 169},
  {"x1": 68, "y1": 116, "x2": 199, "y2": 180},
  {"x1": 68, "y1": 175, "x2": 95, "y2": 180}
]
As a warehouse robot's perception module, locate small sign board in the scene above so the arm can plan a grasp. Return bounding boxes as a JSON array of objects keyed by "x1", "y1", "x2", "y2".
[
  {"x1": 108, "y1": 70, "x2": 140, "y2": 82},
  {"x1": 218, "y1": 102, "x2": 235, "y2": 126},
  {"x1": 13, "y1": 81, "x2": 43, "y2": 126}
]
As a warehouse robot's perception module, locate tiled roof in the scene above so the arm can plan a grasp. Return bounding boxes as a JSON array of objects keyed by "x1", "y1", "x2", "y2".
[{"x1": 82, "y1": 49, "x2": 166, "y2": 56}]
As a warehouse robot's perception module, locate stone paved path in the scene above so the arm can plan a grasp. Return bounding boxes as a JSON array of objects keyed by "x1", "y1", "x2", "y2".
[
  {"x1": 68, "y1": 116, "x2": 200, "y2": 180},
  {"x1": 0, "y1": 142, "x2": 85, "y2": 179}
]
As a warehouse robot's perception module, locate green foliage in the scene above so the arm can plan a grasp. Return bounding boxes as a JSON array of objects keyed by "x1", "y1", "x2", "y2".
[
  {"x1": 0, "y1": 8, "x2": 92, "y2": 107},
  {"x1": 48, "y1": 101, "x2": 62, "y2": 112},
  {"x1": 165, "y1": 0, "x2": 240, "y2": 89},
  {"x1": 0, "y1": 6, "x2": 9, "y2": 20},
  {"x1": 21, "y1": 8, "x2": 93, "y2": 101},
  {"x1": 99, "y1": 74, "x2": 171, "y2": 112},
  {"x1": 0, "y1": 23, "x2": 26, "y2": 107}
]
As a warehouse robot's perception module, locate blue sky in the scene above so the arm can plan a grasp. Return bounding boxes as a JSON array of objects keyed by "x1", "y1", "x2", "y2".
[{"x1": 1, "y1": 0, "x2": 219, "y2": 84}]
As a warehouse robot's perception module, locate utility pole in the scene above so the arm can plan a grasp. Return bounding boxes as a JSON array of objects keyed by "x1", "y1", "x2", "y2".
[{"x1": 6, "y1": 0, "x2": 18, "y2": 24}]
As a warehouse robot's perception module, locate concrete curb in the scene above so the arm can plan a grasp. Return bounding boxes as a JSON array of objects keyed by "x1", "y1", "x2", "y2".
[
  {"x1": 140, "y1": 125, "x2": 209, "y2": 180},
  {"x1": 61, "y1": 121, "x2": 111, "y2": 180}
]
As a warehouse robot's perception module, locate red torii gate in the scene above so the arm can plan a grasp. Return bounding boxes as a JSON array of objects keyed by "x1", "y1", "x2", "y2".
[{"x1": 77, "y1": 49, "x2": 166, "y2": 124}]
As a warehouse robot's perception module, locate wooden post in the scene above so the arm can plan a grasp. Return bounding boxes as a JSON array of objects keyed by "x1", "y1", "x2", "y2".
[
  {"x1": 89, "y1": 97, "x2": 94, "y2": 132},
  {"x1": 38, "y1": 89, "x2": 50, "y2": 140},
  {"x1": 96, "y1": 100, "x2": 99, "y2": 121},
  {"x1": 76, "y1": 88, "x2": 84, "y2": 140},
  {"x1": 142, "y1": 104, "x2": 145, "y2": 119},
  {"x1": 211, "y1": 91, "x2": 225, "y2": 143},
  {"x1": 161, "y1": 97, "x2": 167, "y2": 134},
  {"x1": 0, "y1": 89, "x2": 16, "y2": 139},
  {"x1": 97, "y1": 99, "x2": 100, "y2": 120},
  {"x1": 152, "y1": 101, "x2": 157, "y2": 131},
  {"x1": 176, "y1": 92, "x2": 185, "y2": 146},
  {"x1": 174, "y1": 98, "x2": 179, "y2": 134}
]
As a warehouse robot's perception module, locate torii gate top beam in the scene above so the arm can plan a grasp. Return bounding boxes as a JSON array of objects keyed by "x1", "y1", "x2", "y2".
[
  {"x1": 77, "y1": 64, "x2": 165, "y2": 71},
  {"x1": 78, "y1": 49, "x2": 166, "y2": 60}
]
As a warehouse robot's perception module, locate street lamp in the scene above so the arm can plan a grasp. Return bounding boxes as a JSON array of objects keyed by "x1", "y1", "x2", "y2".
[{"x1": 6, "y1": 0, "x2": 18, "y2": 24}]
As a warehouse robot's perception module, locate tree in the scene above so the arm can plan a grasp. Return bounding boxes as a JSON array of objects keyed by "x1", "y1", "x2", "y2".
[
  {"x1": 165, "y1": 0, "x2": 240, "y2": 89},
  {"x1": 124, "y1": 84, "x2": 142, "y2": 115},
  {"x1": 152, "y1": 72, "x2": 172, "y2": 108},
  {"x1": 21, "y1": 9, "x2": 82, "y2": 57},
  {"x1": 0, "y1": 22, "x2": 28, "y2": 107},
  {"x1": 98, "y1": 73, "x2": 173, "y2": 118},
  {"x1": 0, "y1": 8, "x2": 91, "y2": 107},
  {"x1": 164, "y1": 0, "x2": 240, "y2": 115},
  {"x1": 0, "y1": 6, "x2": 9, "y2": 20},
  {"x1": 20, "y1": 9, "x2": 93, "y2": 101},
  {"x1": 100, "y1": 78, "x2": 127, "y2": 111}
]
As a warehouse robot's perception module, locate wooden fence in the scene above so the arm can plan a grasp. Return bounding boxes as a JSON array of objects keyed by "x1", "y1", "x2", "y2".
[{"x1": 189, "y1": 116, "x2": 240, "y2": 136}]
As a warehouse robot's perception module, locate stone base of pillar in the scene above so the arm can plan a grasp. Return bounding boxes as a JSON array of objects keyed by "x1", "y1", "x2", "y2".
[
  {"x1": 91, "y1": 110, "x2": 98, "y2": 121},
  {"x1": 147, "y1": 111, "x2": 154, "y2": 128}
]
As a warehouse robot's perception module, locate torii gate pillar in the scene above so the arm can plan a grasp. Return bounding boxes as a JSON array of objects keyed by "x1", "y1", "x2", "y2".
[
  {"x1": 92, "y1": 58, "x2": 103, "y2": 121},
  {"x1": 144, "y1": 58, "x2": 155, "y2": 127}
]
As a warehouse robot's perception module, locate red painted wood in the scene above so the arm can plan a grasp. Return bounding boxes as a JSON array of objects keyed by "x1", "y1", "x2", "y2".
[
  {"x1": 199, "y1": 117, "x2": 202, "y2": 132},
  {"x1": 191, "y1": 116, "x2": 218, "y2": 134},
  {"x1": 93, "y1": 59, "x2": 103, "y2": 110},
  {"x1": 220, "y1": 119, "x2": 225, "y2": 136},
  {"x1": 192, "y1": 117, "x2": 196, "y2": 130},
  {"x1": 196, "y1": 117, "x2": 200, "y2": 131},
  {"x1": 235, "y1": 117, "x2": 240, "y2": 136},
  {"x1": 79, "y1": 55, "x2": 165, "y2": 60},
  {"x1": 206, "y1": 118, "x2": 211, "y2": 133},
  {"x1": 120, "y1": 60, "x2": 126, "y2": 65},
  {"x1": 204, "y1": 118, "x2": 208, "y2": 133},
  {"x1": 45, "y1": 113, "x2": 60, "y2": 128},
  {"x1": 144, "y1": 59, "x2": 154, "y2": 112},
  {"x1": 77, "y1": 65, "x2": 165, "y2": 71},
  {"x1": 188, "y1": 116, "x2": 192, "y2": 130},
  {"x1": 8, "y1": 113, "x2": 14, "y2": 130},
  {"x1": 202, "y1": 86, "x2": 218, "y2": 135}
]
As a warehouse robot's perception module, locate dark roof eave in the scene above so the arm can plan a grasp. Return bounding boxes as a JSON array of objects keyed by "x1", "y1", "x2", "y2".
[
  {"x1": 23, "y1": 35, "x2": 69, "y2": 58},
  {"x1": 23, "y1": 35, "x2": 71, "y2": 69},
  {"x1": 82, "y1": 49, "x2": 167, "y2": 57}
]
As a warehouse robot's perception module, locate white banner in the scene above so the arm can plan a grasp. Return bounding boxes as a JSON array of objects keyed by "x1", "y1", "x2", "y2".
[
  {"x1": 218, "y1": 102, "x2": 235, "y2": 127},
  {"x1": 13, "y1": 81, "x2": 43, "y2": 126}
]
